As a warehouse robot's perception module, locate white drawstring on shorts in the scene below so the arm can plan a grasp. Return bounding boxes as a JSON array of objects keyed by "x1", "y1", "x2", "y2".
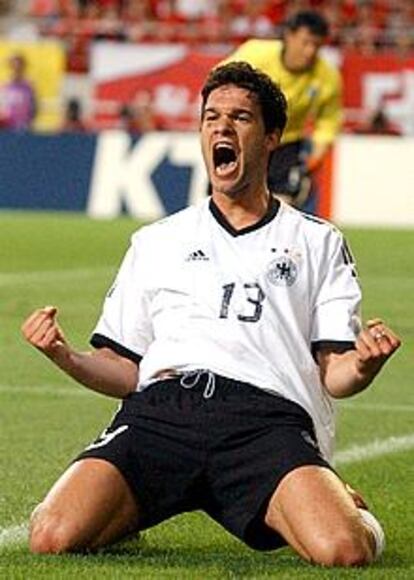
[{"x1": 179, "y1": 370, "x2": 216, "y2": 399}]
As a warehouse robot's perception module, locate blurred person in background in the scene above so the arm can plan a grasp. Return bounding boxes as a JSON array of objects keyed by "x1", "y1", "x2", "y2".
[
  {"x1": 118, "y1": 103, "x2": 143, "y2": 135},
  {"x1": 222, "y1": 10, "x2": 342, "y2": 212},
  {"x1": 354, "y1": 106, "x2": 402, "y2": 137},
  {"x1": 118, "y1": 91, "x2": 158, "y2": 134},
  {"x1": 0, "y1": 53, "x2": 37, "y2": 131},
  {"x1": 61, "y1": 96, "x2": 88, "y2": 132},
  {"x1": 229, "y1": 0, "x2": 275, "y2": 40},
  {"x1": 174, "y1": 0, "x2": 217, "y2": 20}
]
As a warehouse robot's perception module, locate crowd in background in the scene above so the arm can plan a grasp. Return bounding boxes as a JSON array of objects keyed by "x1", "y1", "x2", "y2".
[
  {"x1": 23, "y1": 1, "x2": 414, "y2": 72},
  {"x1": 0, "y1": 1, "x2": 412, "y2": 135}
]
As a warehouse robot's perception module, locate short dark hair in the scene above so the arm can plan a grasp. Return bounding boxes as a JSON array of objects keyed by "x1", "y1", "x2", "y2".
[
  {"x1": 201, "y1": 61, "x2": 287, "y2": 136},
  {"x1": 285, "y1": 10, "x2": 329, "y2": 38}
]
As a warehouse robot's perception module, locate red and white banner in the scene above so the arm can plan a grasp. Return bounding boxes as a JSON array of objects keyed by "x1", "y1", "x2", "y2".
[
  {"x1": 91, "y1": 43, "x2": 414, "y2": 135},
  {"x1": 91, "y1": 43, "x2": 223, "y2": 130},
  {"x1": 341, "y1": 51, "x2": 414, "y2": 134}
]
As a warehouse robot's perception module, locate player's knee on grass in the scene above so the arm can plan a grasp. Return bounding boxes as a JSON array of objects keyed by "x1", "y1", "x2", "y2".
[
  {"x1": 297, "y1": 506, "x2": 378, "y2": 567},
  {"x1": 307, "y1": 524, "x2": 375, "y2": 567},
  {"x1": 29, "y1": 502, "x2": 81, "y2": 554}
]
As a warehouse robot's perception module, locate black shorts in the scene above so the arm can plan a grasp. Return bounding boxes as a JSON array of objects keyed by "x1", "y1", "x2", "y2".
[
  {"x1": 76, "y1": 372, "x2": 332, "y2": 551},
  {"x1": 268, "y1": 139, "x2": 311, "y2": 198}
]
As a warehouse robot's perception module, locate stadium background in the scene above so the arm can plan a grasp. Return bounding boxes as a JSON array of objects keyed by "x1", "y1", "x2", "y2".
[
  {"x1": 1, "y1": 2, "x2": 413, "y2": 578},
  {"x1": 0, "y1": 0, "x2": 413, "y2": 225}
]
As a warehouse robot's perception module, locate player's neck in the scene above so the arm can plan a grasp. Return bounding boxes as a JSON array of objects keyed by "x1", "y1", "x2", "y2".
[{"x1": 211, "y1": 188, "x2": 271, "y2": 231}]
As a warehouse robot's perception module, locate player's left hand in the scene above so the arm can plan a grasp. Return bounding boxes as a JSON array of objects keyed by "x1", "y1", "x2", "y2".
[{"x1": 354, "y1": 318, "x2": 401, "y2": 378}]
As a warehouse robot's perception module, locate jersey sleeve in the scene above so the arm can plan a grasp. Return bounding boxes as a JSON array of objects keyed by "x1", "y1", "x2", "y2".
[
  {"x1": 311, "y1": 230, "x2": 361, "y2": 350},
  {"x1": 312, "y1": 67, "x2": 343, "y2": 146},
  {"x1": 221, "y1": 39, "x2": 256, "y2": 65},
  {"x1": 90, "y1": 231, "x2": 153, "y2": 363}
]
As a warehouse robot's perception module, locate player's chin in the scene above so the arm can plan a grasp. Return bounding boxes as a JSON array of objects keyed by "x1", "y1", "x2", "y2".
[
  {"x1": 211, "y1": 165, "x2": 243, "y2": 191},
  {"x1": 304, "y1": 57, "x2": 317, "y2": 71}
]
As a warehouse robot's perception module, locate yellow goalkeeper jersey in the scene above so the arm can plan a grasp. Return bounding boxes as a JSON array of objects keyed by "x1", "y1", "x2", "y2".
[{"x1": 223, "y1": 39, "x2": 342, "y2": 146}]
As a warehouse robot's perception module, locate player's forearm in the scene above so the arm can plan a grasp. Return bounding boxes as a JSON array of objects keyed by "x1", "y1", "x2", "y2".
[
  {"x1": 321, "y1": 321, "x2": 401, "y2": 398},
  {"x1": 319, "y1": 321, "x2": 402, "y2": 399},
  {"x1": 50, "y1": 345, "x2": 138, "y2": 399},
  {"x1": 320, "y1": 350, "x2": 379, "y2": 399}
]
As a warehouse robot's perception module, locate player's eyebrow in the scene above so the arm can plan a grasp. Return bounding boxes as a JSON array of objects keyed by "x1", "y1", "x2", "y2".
[
  {"x1": 202, "y1": 106, "x2": 217, "y2": 116},
  {"x1": 202, "y1": 106, "x2": 254, "y2": 118},
  {"x1": 231, "y1": 107, "x2": 254, "y2": 117}
]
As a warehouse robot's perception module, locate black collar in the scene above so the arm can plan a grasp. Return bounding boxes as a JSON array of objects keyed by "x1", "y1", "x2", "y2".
[{"x1": 209, "y1": 196, "x2": 280, "y2": 237}]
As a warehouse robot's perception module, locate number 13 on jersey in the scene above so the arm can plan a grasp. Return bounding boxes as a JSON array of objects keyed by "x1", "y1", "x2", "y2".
[{"x1": 219, "y1": 282, "x2": 266, "y2": 323}]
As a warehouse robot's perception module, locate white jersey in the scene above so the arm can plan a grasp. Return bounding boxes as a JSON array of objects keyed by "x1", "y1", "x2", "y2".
[{"x1": 92, "y1": 197, "x2": 361, "y2": 461}]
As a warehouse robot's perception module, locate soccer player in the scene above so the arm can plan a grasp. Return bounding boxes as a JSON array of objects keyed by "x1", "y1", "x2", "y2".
[
  {"x1": 222, "y1": 10, "x2": 342, "y2": 209},
  {"x1": 22, "y1": 62, "x2": 400, "y2": 566}
]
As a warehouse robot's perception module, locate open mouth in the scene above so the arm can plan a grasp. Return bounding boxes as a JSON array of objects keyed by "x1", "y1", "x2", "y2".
[{"x1": 213, "y1": 143, "x2": 238, "y2": 176}]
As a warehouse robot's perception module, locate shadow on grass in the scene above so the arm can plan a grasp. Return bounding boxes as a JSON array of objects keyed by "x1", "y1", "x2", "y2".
[
  {"x1": 70, "y1": 536, "x2": 410, "y2": 576},
  {"x1": 65, "y1": 541, "x2": 307, "y2": 577},
  {"x1": 2, "y1": 542, "x2": 411, "y2": 580}
]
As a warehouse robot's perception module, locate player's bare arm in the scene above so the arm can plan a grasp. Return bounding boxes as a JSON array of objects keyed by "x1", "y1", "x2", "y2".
[
  {"x1": 21, "y1": 306, "x2": 138, "y2": 398},
  {"x1": 317, "y1": 319, "x2": 401, "y2": 399},
  {"x1": 307, "y1": 141, "x2": 329, "y2": 172}
]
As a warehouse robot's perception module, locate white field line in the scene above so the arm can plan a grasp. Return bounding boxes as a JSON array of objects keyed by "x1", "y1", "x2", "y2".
[
  {"x1": 0, "y1": 523, "x2": 28, "y2": 548},
  {"x1": 1, "y1": 432, "x2": 414, "y2": 550},
  {"x1": 0, "y1": 267, "x2": 114, "y2": 287},
  {"x1": 0, "y1": 384, "x2": 95, "y2": 397},
  {"x1": 340, "y1": 402, "x2": 414, "y2": 413},
  {"x1": 334, "y1": 432, "x2": 414, "y2": 465}
]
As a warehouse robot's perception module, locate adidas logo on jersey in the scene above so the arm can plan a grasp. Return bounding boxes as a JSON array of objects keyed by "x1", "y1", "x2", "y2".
[{"x1": 186, "y1": 249, "x2": 209, "y2": 262}]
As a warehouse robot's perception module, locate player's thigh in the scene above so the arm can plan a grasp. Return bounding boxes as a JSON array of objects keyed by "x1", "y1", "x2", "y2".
[
  {"x1": 32, "y1": 458, "x2": 140, "y2": 549},
  {"x1": 265, "y1": 464, "x2": 363, "y2": 550}
]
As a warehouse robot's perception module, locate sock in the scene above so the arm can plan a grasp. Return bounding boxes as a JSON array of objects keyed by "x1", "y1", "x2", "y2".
[{"x1": 358, "y1": 508, "x2": 385, "y2": 559}]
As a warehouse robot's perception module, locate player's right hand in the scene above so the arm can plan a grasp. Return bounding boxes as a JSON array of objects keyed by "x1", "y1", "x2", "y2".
[{"x1": 21, "y1": 306, "x2": 68, "y2": 360}]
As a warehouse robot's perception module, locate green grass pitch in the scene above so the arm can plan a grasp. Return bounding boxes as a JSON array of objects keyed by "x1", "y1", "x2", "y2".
[{"x1": 0, "y1": 212, "x2": 413, "y2": 579}]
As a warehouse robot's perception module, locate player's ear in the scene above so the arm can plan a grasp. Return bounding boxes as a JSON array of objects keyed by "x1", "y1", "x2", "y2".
[{"x1": 265, "y1": 129, "x2": 281, "y2": 153}]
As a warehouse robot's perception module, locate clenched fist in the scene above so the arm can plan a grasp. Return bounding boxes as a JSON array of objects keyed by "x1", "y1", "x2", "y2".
[{"x1": 21, "y1": 306, "x2": 68, "y2": 361}]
